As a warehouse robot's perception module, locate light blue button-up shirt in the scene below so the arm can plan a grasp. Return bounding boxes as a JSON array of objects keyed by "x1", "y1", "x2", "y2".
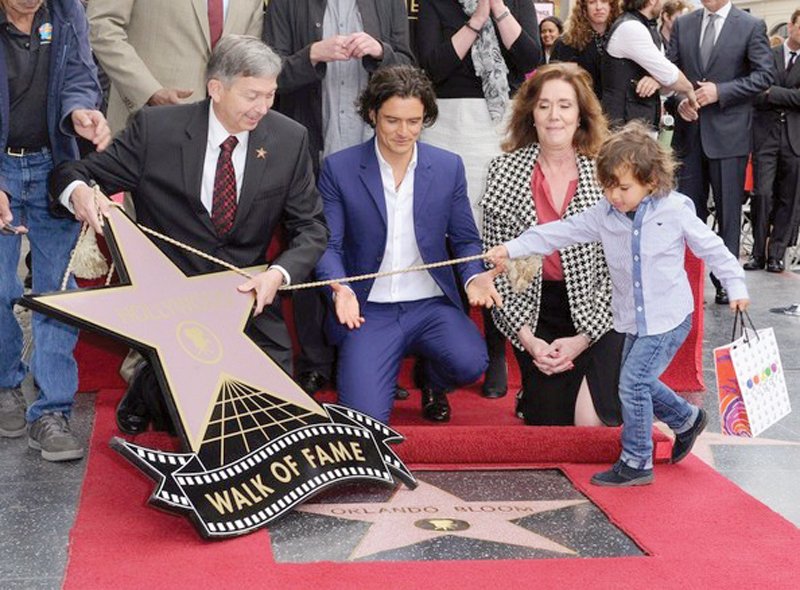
[{"x1": 505, "y1": 191, "x2": 748, "y2": 336}]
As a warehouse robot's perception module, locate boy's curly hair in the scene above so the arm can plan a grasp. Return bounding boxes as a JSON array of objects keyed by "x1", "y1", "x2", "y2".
[{"x1": 596, "y1": 121, "x2": 677, "y2": 195}]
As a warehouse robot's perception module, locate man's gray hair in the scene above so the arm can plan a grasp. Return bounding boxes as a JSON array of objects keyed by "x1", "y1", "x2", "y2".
[{"x1": 206, "y1": 35, "x2": 282, "y2": 85}]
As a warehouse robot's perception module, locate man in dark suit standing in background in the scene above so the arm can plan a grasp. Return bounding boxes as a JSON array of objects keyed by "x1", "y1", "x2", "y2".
[
  {"x1": 263, "y1": 0, "x2": 415, "y2": 396},
  {"x1": 667, "y1": 0, "x2": 772, "y2": 304},
  {"x1": 746, "y1": 8, "x2": 800, "y2": 274},
  {"x1": 51, "y1": 36, "x2": 328, "y2": 431}
]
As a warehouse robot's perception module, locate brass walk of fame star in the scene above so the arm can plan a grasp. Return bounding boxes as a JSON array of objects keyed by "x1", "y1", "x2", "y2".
[
  {"x1": 255, "y1": 147, "x2": 267, "y2": 159},
  {"x1": 25, "y1": 207, "x2": 325, "y2": 451},
  {"x1": 296, "y1": 479, "x2": 588, "y2": 559}
]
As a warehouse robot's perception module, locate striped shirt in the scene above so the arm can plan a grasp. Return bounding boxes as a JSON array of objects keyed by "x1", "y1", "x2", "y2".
[{"x1": 505, "y1": 191, "x2": 748, "y2": 336}]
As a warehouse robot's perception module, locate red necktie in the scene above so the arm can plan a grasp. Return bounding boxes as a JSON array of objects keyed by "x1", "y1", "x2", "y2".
[
  {"x1": 211, "y1": 136, "x2": 238, "y2": 235},
  {"x1": 208, "y1": 0, "x2": 224, "y2": 49}
]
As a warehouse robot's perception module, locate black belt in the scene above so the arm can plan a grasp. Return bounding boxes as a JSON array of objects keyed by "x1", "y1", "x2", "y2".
[{"x1": 5, "y1": 146, "x2": 48, "y2": 157}]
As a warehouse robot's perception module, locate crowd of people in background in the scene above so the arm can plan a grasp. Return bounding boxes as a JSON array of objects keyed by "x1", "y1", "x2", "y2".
[{"x1": 0, "y1": 1, "x2": 796, "y2": 487}]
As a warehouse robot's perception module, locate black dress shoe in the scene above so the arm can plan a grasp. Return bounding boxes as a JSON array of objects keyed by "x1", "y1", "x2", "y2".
[
  {"x1": 714, "y1": 286, "x2": 729, "y2": 305},
  {"x1": 743, "y1": 256, "x2": 766, "y2": 271},
  {"x1": 297, "y1": 371, "x2": 327, "y2": 395},
  {"x1": 421, "y1": 387, "x2": 450, "y2": 422},
  {"x1": 766, "y1": 258, "x2": 785, "y2": 273},
  {"x1": 671, "y1": 408, "x2": 708, "y2": 463},
  {"x1": 481, "y1": 357, "x2": 508, "y2": 399},
  {"x1": 394, "y1": 385, "x2": 410, "y2": 400},
  {"x1": 116, "y1": 374, "x2": 151, "y2": 435}
]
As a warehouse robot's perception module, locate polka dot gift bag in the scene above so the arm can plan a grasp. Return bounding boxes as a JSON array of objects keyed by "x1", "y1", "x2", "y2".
[{"x1": 714, "y1": 311, "x2": 791, "y2": 437}]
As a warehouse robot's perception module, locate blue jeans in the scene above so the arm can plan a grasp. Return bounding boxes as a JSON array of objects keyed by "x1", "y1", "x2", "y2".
[
  {"x1": 0, "y1": 150, "x2": 80, "y2": 422},
  {"x1": 618, "y1": 314, "x2": 699, "y2": 470}
]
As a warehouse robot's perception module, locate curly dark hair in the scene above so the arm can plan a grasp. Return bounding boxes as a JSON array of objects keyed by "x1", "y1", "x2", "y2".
[
  {"x1": 562, "y1": 0, "x2": 622, "y2": 51},
  {"x1": 357, "y1": 65, "x2": 438, "y2": 128},
  {"x1": 596, "y1": 121, "x2": 677, "y2": 195}
]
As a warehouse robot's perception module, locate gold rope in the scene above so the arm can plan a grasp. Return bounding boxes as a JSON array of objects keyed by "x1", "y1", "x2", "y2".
[{"x1": 63, "y1": 196, "x2": 489, "y2": 292}]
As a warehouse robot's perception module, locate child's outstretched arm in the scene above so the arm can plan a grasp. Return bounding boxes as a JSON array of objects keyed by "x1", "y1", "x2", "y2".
[{"x1": 495, "y1": 201, "x2": 606, "y2": 263}]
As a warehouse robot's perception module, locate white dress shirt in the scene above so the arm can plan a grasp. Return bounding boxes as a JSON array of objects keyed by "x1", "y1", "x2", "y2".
[
  {"x1": 606, "y1": 19, "x2": 679, "y2": 87},
  {"x1": 200, "y1": 105, "x2": 248, "y2": 213},
  {"x1": 367, "y1": 140, "x2": 444, "y2": 303},
  {"x1": 700, "y1": 1, "x2": 732, "y2": 48}
]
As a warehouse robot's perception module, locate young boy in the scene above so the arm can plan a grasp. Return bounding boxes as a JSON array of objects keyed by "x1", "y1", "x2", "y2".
[{"x1": 486, "y1": 121, "x2": 750, "y2": 486}]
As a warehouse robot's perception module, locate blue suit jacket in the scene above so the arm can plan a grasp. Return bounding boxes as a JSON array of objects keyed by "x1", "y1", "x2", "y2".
[
  {"x1": 315, "y1": 139, "x2": 484, "y2": 344},
  {"x1": 667, "y1": 5, "x2": 773, "y2": 159}
]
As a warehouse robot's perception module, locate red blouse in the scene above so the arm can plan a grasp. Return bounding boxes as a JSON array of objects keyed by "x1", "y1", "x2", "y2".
[{"x1": 531, "y1": 163, "x2": 578, "y2": 281}]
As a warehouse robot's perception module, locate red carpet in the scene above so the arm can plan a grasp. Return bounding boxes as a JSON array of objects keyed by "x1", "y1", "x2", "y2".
[{"x1": 64, "y1": 389, "x2": 800, "y2": 589}]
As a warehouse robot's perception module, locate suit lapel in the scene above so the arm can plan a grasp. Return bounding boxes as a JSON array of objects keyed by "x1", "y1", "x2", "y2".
[
  {"x1": 705, "y1": 8, "x2": 738, "y2": 74},
  {"x1": 233, "y1": 121, "x2": 271, "y2": 233},
  {"x1": 412, "y1": 144, "x2": 433, "y2": 231},
  {"x1": 774, "y1": 45, "x2": 787, "y2": 85},
  {"x1": 359, "y1": 141, "x2": 387, "y2": 227},
  {"x1": 182, "y1": 101, "x2": 216, "y2": 235},
  {"x1": 190, "y1": 0, "x2": 212, "y2": 52},
  {"x1": 685, "y1": 10, "x2": 704, "y2": 76}
]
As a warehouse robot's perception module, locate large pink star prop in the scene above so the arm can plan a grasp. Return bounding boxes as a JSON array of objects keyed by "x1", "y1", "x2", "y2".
[
  {"x1": 296, "y1": 479, "x2": 587, "y2": 559},
  {"x1": 28, "y1": 207, "x2": 325, "y2": 451}
]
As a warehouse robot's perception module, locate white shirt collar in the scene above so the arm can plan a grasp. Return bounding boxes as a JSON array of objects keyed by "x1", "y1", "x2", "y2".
[
  {"x1": 208, "y1": 102, "x2": 249, "y2": 149},
  {"x1": 704, "y1": 1, "x2": 732, "y2": 22},
  {"x1": 374, "y1": 137, "x2": 418, "y2": 176}
]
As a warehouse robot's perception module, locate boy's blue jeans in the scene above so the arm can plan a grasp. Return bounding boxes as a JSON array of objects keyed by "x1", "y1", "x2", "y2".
[
  {"x1": 619, "y1": 314, "x2": 700, "y2": 470},
  {"x1": 0, "y1": 150, "x2": 80, "y2": 423}
]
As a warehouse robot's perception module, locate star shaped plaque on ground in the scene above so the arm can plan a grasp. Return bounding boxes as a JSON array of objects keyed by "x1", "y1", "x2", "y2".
[
  {"x1": 296, "y1": 479, "x2": 587, "y2": 559},
  {"x1": 22, "y1": 206, "x2": 414, "y2": 538}
]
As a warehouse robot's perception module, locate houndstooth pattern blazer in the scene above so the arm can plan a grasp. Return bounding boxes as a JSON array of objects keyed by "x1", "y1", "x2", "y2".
[{"x1": 481, "y1": 144, "x2": 614, "y2": 350}]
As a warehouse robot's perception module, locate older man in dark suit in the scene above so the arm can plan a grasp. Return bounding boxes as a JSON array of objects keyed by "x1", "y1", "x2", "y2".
[
  {"x1": 51, "y1": 36, "x2": 328, "y2": 430},
  {"x1": 747, "y1": 9, "x2": 800, "y2": 274},
  {"x1": 667, "y1": 0, "x2": 773, "y2": 304}
]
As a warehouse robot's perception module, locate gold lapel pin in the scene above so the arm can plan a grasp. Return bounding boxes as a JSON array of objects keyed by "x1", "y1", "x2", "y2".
[{"x1": 255, "y1": 147, "x2": 267, "y2": 159}]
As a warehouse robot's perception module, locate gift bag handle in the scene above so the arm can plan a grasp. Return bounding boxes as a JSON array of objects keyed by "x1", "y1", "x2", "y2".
[{"x1": 731, "y1": 309, "x2": 759, "y2": 345}]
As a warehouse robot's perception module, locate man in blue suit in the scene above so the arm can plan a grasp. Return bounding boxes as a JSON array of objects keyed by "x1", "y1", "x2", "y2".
[
  {"x1": 667, "y1": 0, "x2": 773, "y2": 304},
  {"x1": 315, "y1": 65, "x2": 500, "y2": 424}
]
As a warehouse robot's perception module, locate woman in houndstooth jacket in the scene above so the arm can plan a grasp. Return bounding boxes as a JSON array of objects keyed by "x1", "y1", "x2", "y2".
[{"x1": 481, "y1": 63, "x2": 623, "y2": 426}]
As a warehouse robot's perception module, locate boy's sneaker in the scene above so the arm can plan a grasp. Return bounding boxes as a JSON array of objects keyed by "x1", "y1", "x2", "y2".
[
  {"x1": 0, "y1": 387, "x2": 27, "y2": 438},
  {"x1": 590, "y1": 461, "x2": 654, "y2": 487},
  {"x1": 671, "y1": 408, "x2": 708, "y2": 464},
  {"x1": 28, "y1": 413, "x2": 84, "y2": 462}
]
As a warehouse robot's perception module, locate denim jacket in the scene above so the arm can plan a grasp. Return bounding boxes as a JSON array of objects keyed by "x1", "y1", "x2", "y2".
[{"x1": 0, "y1": 0, "x2": 101, "y2": 194}]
